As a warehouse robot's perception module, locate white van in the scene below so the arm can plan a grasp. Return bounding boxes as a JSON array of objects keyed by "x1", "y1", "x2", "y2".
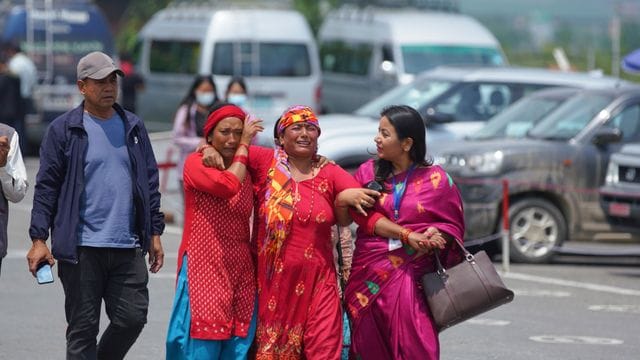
[
  {"x1": 136, "y1": 4, "x2": 321, "y2": 130},
  {"x1": 318, "y1": 6, "x2": 507, "y2": 113}
]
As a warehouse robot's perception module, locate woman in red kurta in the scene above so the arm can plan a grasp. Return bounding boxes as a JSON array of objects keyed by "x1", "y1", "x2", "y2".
[
  {"x1": 166, "y1": 104, "x2": 263, "y2": 359},
  {"x1": 246, "y1": 106, "x2": 365, "y2": 359}
]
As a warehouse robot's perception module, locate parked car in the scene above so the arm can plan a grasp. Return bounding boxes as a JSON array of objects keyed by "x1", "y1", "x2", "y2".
[
  {"x1": 267, "y1": 66, "x2": 624, "y2": 168},
  {"x1": 318, "y1": 5, "x2": 506, "y2": 113},
  {"x1": 599, "y1": 143, "x2": 640, "y2": 233},
  {"x1": 437, "y1": 85, "x2": 640, "y2": 263}
]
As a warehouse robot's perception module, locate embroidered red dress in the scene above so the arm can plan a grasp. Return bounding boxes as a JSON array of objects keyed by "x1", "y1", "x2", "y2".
[
  {"x1": 247, "y1": 146, "x2": 360, "y2": 360},
  {"x1": 176, "y1": 152, "x2": 256, "y2": 340}
]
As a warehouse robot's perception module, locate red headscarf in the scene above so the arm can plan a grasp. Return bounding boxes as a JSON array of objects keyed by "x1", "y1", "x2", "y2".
[{"x1": 203, "y1": 104, "x2": 246, "y2": 139}]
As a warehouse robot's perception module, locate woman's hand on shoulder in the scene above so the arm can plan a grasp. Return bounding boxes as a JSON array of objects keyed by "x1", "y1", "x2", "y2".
[
  {"x1": 201, "y1": 146, "x2": 225, "y2": 170},
  {"x1": 313, "y1": 154, "x2": 335, "y2": 169},
  {"x1": 335, "y1": 188, "x2": 380, "y2": 216}
]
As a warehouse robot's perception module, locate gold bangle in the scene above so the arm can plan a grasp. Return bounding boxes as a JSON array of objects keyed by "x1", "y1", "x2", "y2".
[{"x1": 399, "y1": 228, "x2": 411, "y2": 244}]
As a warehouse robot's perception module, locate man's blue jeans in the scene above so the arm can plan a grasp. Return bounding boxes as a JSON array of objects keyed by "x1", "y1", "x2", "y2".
[{"x1": 58, "y1": 246, "x2": 149, "y2": 360}]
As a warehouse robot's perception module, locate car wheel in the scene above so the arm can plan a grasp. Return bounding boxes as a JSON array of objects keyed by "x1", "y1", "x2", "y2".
[{"x1": 507, "y1": 198, "x2": 567, "y2": 263}]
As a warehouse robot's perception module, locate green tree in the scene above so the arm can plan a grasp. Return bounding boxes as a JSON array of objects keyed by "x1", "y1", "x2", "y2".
[
  {"x1": 117, "y1": 0, "x2": 173, "y2": 54},
  {"x1": 293, "y1": 0, "x2": 339, "y2": 35}
]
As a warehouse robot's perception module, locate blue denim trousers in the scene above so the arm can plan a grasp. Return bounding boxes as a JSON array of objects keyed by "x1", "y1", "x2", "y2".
[{"x1": 58, "y1": 246, "x2": 149, "y2": 360}]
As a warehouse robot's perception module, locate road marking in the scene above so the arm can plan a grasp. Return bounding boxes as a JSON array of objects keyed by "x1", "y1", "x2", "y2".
[
  {"x1": 529, "y1": 335, "x2": 623, "y2": 345},
  {"x1": 589, "y1": 304, "x2": 640, "y2": 314},
  {"x1": 514, "y1": 289, "x2": 572, "y2": 297},
  {"x1": 466, "y1": 318, "x2": 510, "y2": 326},
  {"x1": 503, "y1": 272, "x2": 640, "y2": 296}
]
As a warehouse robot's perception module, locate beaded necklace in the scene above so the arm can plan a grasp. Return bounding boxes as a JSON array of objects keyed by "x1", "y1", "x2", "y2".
[{"x1": 292, "y1": 171, "x2": 316, "y2": 223}]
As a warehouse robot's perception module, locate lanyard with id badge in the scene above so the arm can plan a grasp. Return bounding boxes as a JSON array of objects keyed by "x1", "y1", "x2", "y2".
[{"x1": 388, "y1": 164, "x2": 416, "y2": 251}]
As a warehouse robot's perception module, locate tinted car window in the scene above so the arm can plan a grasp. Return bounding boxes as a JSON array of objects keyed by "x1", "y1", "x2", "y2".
[
  {"x1": 401, "y1": 45, "x2": 505, "y2": 74},
  {"x1": 259, "y1": 43, "x2": 310, "y2": 76},
  {"x1": 212, "y1": 42, "x2": 311, "y2": 77},
  {"x1": 355, "y1": 78, "x2": 453, "y2": 118},
  {"x1": 604, "y1": 104, "x2": 640, "y2": 141},
  {"x1": 529, "y1": 93, "x2": 614, "y2": 140},
  {"x1": 320, "y1": 41, "x2": 372, "y2": 76},
  {"x1": 149, "y1": 40, "x2": 200, "y2": 74},
  {"x1": 433, "y1": 83, "x2": 529, "y2": 122},
  {"x1": 470, "y1": 95, "x2": 566, "y2": 140}
]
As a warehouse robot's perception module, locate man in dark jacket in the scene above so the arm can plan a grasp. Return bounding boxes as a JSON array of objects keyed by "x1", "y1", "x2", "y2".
[{"x1": 26, "y1": 51, "x2": 165, "y2": 359}]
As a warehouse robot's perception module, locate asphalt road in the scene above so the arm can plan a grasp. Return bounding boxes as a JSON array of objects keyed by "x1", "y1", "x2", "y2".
[{"x1": 1, "y1": 152, "x2": 639, "y2": 360}]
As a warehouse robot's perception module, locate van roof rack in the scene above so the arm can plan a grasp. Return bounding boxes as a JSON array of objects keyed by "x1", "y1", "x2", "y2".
[
  {"x1": 338, "y1": 0, "x2": 459, "y2": 12},
  {"x1": 168, "y1": 0, "x2": 293, "y2": 9}
]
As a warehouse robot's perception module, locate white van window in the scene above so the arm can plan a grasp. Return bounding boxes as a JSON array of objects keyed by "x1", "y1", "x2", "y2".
[
  {"x1": 212, "y1": 42, "x2": 311, "y2": 77},
  {"x1": 320, "y1": 41, "x2": 373, "y2": 76},
  {"x1": 402, "y1": 45, "x2": 505, "y2": 74},
  {"x1": 149, "y1": 40, "x2": 200, "y2": 74}
]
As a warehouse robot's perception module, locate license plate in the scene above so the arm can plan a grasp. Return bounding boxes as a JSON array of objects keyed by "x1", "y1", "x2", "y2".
[{"x1": 609, "y1": 202, "x2": 631, "y2": 217}]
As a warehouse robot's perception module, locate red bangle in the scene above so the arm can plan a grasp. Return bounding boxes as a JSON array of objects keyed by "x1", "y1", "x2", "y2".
[
  {"x1": 238, "y1": 143, "x2": 249, "y2": 152},
  {"x1": 233, "y1": 154, "x2": 248, "y2": 165},
  {"x1": 399, "y1": 228, "x2": 411, "y2": 244}
]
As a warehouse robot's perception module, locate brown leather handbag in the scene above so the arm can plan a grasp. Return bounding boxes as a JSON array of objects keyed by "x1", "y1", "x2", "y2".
[{"x1": 421, "y1": 240, "x2": 515, "y2": 332}]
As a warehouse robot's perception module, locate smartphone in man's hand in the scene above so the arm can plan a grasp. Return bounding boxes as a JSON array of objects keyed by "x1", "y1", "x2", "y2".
[{"x1": 36, "y1": 262, "x2": 54, "y2": 284}]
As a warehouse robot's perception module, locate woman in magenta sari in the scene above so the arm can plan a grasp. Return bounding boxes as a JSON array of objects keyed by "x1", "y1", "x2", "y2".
[{"x1": 343, "y1": 105, "x2": 465, "y2": 360}]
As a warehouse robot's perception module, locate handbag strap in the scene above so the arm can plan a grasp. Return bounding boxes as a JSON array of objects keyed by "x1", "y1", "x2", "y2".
[{"x1": 433, "y1": 237, "x2": 474, "y2": 274}]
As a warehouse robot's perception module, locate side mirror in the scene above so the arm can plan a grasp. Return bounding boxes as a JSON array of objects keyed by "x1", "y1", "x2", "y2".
[
  {"x1": 592, "y1": 127, "x2": 622, "y2": 146},
  {"x1": 424, "y1": 109, "x2": 455, "y2": 126}
]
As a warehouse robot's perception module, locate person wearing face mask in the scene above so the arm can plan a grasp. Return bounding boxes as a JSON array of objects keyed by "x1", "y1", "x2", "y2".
[
  {"x1": 224, "y1": 76, "x2": 248, "y2": 108},
  {"x1": 172, "y1": 75, "x2": 221, "y2": 195}
]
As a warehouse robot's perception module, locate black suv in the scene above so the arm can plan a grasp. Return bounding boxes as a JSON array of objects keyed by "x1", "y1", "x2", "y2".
[{"x1": 438, "y1": 85, "x2": 640, "y2": 263}]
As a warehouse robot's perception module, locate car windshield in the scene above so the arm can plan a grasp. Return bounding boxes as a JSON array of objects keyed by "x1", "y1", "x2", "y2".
[
  {"x1": 469, "y1": 95, "x2": 568, "y2": 140},
  {"x1": 528, "y1": 93, "x2": 614, "y2": 140},
  {"x1": 401, "y1": 45, "x2": 505, "y2": 74},
  {"x1": 355, "y1": 78, "x2": 454, "y2": 118}
]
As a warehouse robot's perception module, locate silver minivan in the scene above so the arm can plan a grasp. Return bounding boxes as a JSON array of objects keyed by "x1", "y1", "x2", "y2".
[
  {"x1": 318, "y1": 6, "x2": 507, "y2": 113},
  {"x1": 136, "y1": 4, "x2": 321, "y2": 130}
]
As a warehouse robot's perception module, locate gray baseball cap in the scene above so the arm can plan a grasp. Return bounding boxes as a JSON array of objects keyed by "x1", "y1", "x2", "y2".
[{"x1": 77, "y1": 51, "x2": 124, "y2": 80}]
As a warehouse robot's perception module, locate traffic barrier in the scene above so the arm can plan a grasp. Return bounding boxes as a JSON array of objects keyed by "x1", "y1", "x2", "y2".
[
  {"x1": 501, "y1": 179, "x2": 510, "y2": 272},
  {"x1": 157, "y1": 146, "x2": 177, "y2": 193}
]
